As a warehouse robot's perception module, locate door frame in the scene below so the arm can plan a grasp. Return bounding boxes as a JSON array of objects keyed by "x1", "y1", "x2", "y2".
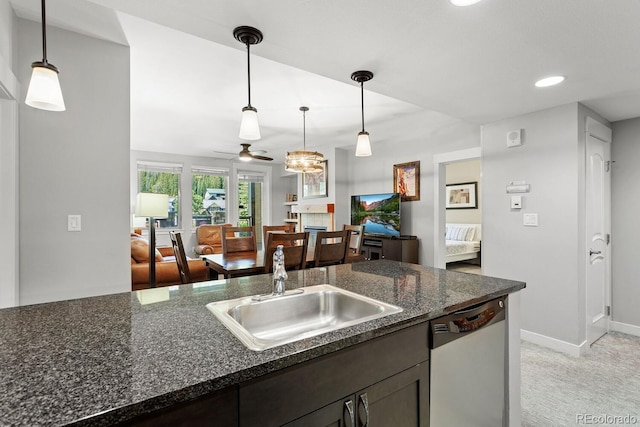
[
  {"x1": 585, "y1": 117, "x2": 612, "y2": 346},
  {"x1": 433, "y1": 147, "x2": 482, "y2": 269}
]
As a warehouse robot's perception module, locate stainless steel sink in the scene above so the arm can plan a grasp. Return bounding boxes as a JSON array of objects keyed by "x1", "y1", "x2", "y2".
[{"x1": 206, "y1": 284, "x2": 403, "y2": 351}]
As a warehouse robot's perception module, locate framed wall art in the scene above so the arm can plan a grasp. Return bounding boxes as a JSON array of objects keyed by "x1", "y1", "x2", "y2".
[
  {"x1": 446, "y1": 181, "x2": 478, "y2": 209},
  {"x1": 393, "y1": 161, "x2": 420, "y2": 202},
  {"x1": 303, "y1": 160, "x2": 328, "y2": 199}
]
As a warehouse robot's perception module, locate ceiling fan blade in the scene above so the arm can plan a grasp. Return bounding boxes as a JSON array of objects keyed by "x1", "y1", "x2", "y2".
[
  {"x1": 249, "y1": 149, "x2": 267, "y2": 155},
  {"x1": 251, "y1": 154, "x2": 273, "y2": 161}
]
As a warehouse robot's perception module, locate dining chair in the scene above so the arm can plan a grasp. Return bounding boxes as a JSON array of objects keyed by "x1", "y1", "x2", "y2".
[
  {"x1": 343, "y1": 224, "x2": 366, "y2": 263},
  {"x1": 221, "y1": 225, "x2": 258, "y2": 255},
  {"x1": 264, "y1": 231, "x2": 309, "y2": 273},
  {"x1": 262, "y1": 224, "x2": 296, "y2": 249},
  {"x1": 169, "y1": 231, "x2": 191, "y2": 284},
  {"x1": 313, "y1": 230, "x2": 352, "y2": 267}
]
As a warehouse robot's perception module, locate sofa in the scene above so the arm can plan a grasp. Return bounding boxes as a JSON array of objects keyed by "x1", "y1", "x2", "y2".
[{"x1": 131, "y1": 233, "x2": 209, "y2": 290}]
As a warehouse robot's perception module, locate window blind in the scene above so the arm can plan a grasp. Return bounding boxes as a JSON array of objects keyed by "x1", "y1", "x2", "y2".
[
  {"x1": 237, "y1": 171, "x2": 265, "y2": 182},
  {"x1": 137, "y1": 161, "x2": 183, "y2": 173}
]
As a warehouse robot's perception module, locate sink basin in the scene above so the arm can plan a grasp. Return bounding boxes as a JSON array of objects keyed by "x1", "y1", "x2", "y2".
[{"x1": 206, "y1": 284, "x2": 403, "y2": 351}]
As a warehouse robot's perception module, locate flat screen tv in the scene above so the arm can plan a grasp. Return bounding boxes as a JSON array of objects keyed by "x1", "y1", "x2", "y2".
[{"x1": 350, "y1": 193, "x2": 401, "y2": 237}]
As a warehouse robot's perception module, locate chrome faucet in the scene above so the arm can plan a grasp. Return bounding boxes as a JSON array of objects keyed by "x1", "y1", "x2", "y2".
[{"x1": 272, "y1": 245, "x2": 288, "y2": 296}]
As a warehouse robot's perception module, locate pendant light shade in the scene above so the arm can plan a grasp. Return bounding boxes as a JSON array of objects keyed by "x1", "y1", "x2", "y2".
[
  {"x1": 234, "y1": 26, "x2": 263, "y2": 140},
  {"x1": 355, "y1": 131, "x2": 372, "y2": 157},
  {"x1": 351, "y1": 70, "x2": 373, "y2": 157},
  {"x1": 285, "y1": 106, "x2": 325, "y2": 174},
  {"x1": 26, "y1": 0, "x2": 65, "y2": 112},
  {"x1": 240, "y1": 106, "x2": 260, "y2": 140}
]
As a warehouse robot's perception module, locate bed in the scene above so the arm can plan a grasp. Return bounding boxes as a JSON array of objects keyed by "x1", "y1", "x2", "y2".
[{"x1": 446, "y1": 223, "x2": 481, "y2": 264}]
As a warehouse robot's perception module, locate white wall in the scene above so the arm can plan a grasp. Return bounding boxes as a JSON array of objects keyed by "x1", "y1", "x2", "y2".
[
  {"x1": 482, "y1": 102, "x2": 612, "y2": 349},
  {"x1": 611, "y1": 117, "x2": 640, "y2": 329},
  {"x1": 445, "y1": 159, "x2": 482, "y2": 224},
  {"x1": 18, "y1": 19, "x2": 131, "y2": 305},
  {"x1": 345, "y1": 111, "x2": 480, "y2": 267}
]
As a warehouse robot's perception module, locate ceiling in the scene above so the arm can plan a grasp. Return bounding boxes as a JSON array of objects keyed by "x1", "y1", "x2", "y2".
[{"x1": 11, "y1": 0, "x2": 640, "y2": 162}]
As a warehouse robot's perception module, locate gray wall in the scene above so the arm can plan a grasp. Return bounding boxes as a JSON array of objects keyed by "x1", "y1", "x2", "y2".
[
  {"x1": 18, "y1": 19, "x2": 131, "y2": 305},
  {"x1": 482, "y1": 102, "x2": 613, "y2": 346},
  {"x1": 611, "y1": 118, "x2": 640, "y2": 328},
  {"x1": 344, "y1": 111, "x2": 480, "y2": 267}
]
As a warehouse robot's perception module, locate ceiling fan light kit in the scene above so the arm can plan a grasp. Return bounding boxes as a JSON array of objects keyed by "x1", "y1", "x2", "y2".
[
  {"x1": 285, "y1": 106, "x2": 325, "y2": 174},
  {"x1": 351, "y1": 70, "x2": 374, "y2": 157},
  {"x1": 25, "y1": 0, "x2": 65, "y2": 111},
  {"x1": 235, "y1": 26, "x2": 263, "y2": 141}
]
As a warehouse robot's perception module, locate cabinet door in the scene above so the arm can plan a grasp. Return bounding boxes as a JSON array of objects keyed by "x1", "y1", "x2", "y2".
[
  {"x1": 356, "y1": 363, "x2": 429, "y2": 427},
  {"x1": 284, "y1": 396, "x2": 356, "y2": 427}
]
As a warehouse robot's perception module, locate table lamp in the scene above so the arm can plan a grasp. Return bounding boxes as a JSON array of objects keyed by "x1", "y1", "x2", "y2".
[{"x1": 135, "y1": 193, "x2": 169, "y2": 288}]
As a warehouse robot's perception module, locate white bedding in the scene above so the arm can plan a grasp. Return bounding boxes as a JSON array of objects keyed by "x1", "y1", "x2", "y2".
[
  {"x1": 445, "y1": 223, "x2": 481, "y2": 263},
  {"x1": 446, "y1": 240, "x2": 480, "y2": 256}
]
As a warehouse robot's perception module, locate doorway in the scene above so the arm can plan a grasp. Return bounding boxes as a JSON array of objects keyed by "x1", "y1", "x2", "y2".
[
  {"x1": 236, "y1": 169, "x2": 266, "y2": 249},
  {"x1": 433, "y1": 147, "x2": 482, "y2": 269},
  {"x1": 585, "y1": 117, "x2": 612, "y2": 346}
]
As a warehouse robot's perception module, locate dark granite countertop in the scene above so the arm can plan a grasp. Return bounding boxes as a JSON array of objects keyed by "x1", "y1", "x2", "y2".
[{"x1": 0, "y1": 260, "x2": 525, "y2": 426}]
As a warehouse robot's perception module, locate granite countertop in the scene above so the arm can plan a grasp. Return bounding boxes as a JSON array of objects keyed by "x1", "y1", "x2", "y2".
[{"x1": 0, "y1": 260, "x2": 525, "y2": 426}]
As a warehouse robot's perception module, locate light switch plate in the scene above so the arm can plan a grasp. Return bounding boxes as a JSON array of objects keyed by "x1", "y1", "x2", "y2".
[
  {"x1": 68, "y1": 215, "x2": 81, "y2": 232},
  {"x1": 523, "y1": 213, "x2": 538, "y2": 227}
]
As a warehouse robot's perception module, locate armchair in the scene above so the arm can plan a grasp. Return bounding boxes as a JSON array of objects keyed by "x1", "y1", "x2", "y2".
[{"x1": 194, "y1": 224, "x2": 232, "y2": 255}]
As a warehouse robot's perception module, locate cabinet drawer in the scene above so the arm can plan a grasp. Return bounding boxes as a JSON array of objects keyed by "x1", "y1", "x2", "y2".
[{"x1": 239, "y1": 322, "x2": 429, "y2": 427}]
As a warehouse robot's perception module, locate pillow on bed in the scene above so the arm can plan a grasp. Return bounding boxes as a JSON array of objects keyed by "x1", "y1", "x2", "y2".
[{"x1": 446, "y1": 225, "x2": 476, "y2": 241}]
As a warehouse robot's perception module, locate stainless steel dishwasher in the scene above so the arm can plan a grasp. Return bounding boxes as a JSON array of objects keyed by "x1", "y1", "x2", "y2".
[{"x1": 430, "y1": 296, "x2": 507, "y2": 427}]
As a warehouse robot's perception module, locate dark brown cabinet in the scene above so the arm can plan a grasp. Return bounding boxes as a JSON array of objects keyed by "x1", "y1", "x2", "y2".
[
  {"x1": 284, "y1": 363, "x2": 429, "y2": 427},
  {"x1": 239, "y1": 323, "x2": 429, "y2": 427},
  {"x1": 361, "y1": 237, "x2": 419, "y2": 263}
]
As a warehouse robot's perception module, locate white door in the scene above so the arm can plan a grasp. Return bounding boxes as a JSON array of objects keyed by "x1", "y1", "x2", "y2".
[{"x1": 585, "y1": 119, "x2": 611, "y2": 346}]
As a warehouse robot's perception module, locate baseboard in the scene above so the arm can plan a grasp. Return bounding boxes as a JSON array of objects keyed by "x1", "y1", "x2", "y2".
[
  {"x1": 610, "y1": 321, "x2": 640, "y2": 337},
  {"x1": 520, "y1": 329, "x2": 587, "y2": 357}
]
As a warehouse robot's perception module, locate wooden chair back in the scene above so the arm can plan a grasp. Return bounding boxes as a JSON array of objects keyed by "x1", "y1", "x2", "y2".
[
  {"x1": 221, "y1": 226, "x2": 258, "y2": 254},
  {"x1": 262, "y1": 224, "x2": 296, "y2": 248},
  {"x1": 264, "y1": 231, "x2": 310, "y2": 273},
  {"x1": 313, "y1": 230, "x2": 352, "y2": 267},
  {"x1": 169, "y1": 231, "x2": 191, "y2": 284}
]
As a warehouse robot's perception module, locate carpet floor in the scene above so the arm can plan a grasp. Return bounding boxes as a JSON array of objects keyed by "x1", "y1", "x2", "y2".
[{"x1": 521, "y1": 332, "x2": 640, "y2": 426}]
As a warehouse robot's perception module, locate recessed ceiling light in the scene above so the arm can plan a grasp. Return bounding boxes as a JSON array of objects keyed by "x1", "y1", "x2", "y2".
[
  {"x1": 535, "y1": 76, "x2": 565, "y2": 88},
  {"x1": 450, "y1": 0, "x2": 482, "y2": 6}
]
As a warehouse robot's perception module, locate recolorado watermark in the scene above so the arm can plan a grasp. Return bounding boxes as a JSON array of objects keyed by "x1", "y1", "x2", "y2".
[{"x1": 576, "y1": 414, "x2": 638, "y2": 425}]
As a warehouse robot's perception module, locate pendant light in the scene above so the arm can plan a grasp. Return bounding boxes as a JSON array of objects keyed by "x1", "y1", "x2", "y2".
[
  {"x1": 234, "y1": 26, "x2": 263, "y2": 140},
  {"x1": 351, "y1": 70, "x2": 373, "y2": 157},
  {"x1": 25, "y1": 0, "x2": 65, "y2": 112},
  {"x1": 285, "y1": 106, "x2": 325, "y2": 174}
]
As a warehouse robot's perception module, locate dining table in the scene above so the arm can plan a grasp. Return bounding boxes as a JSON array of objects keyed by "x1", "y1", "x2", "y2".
[{"x1": 201, "y1": 248, "x2": 316, "y2": 279}]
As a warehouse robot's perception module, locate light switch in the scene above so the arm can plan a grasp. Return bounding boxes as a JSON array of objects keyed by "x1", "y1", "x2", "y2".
[
  {"x1": 68, "y1": 215, "x2": 82, "y2": 232},
  {"x1": 523, "y1": 213, "x2": 538, "y2": 227}
]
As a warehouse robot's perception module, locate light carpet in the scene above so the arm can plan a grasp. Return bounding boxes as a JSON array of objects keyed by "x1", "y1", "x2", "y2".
[{"x1": 521, "y1": 332, "x2": 640, "y2": 426}]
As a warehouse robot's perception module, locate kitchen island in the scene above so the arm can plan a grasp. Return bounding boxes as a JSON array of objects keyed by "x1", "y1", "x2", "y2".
[{"x1": 0, "y1": 260, "x2": 525, "y2": 426}]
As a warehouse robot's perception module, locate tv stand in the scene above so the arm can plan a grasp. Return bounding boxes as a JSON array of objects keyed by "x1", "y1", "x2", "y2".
[{"x1": 361, "y1": 235, "x2": 419, "y2": 263}]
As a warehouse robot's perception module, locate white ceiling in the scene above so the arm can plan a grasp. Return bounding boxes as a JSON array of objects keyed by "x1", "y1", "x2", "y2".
[{"x1": 11, "y1": 0, "x2": 640, "y2": 162}]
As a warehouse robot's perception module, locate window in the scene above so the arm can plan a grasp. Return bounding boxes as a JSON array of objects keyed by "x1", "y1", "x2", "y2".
[
  {"x1": 237, "y1": 170, "x2": 264, "y2": 245},
  {"x1": 192, "y1": 167, "x2": 229, "y2": 227},
  {"x1": 137, "y1": 161, "x2": 182, "y2": 229}
]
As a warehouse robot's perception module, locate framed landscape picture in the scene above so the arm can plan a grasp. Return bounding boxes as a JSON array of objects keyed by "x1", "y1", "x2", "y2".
[
  {"x1": 393, "y1": 161, "x2": 420, "y2": 202},
  {"x1": 303, "y1": 160, "x2": 328, "y2": 199},
  {"x1": 446, "y1": 182, "x2": 478, "y2": 209}
]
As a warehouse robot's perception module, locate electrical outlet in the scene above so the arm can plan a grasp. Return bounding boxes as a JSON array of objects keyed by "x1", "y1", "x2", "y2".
[{"x1": 68, "y1": 215, "x2": 81, "y2": 232}]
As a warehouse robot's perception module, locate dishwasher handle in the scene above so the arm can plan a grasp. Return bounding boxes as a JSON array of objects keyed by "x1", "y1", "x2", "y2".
[{"x1": 431, "y1": 296, "x2": 506, "y2": 349}]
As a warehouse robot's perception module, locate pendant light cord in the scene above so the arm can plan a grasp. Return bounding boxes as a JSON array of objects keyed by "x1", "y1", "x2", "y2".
[
  {"x1": 40, "y1": 0, "x2": 48, "y2": 63},
  {"x1": 360, "y1": 81, "x2": 365, "y2": 132},
  {"x1": 302, "y1": 109, "x2": 306, "y2": 150},
  {"x1": 246, "y1": 41, "x2": 252, "y2": 108}
]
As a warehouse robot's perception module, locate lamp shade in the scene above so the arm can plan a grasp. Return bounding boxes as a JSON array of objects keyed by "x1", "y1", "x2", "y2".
[
  {"x1": 355, "y1": 131, "x2": 372, "y2": 157},
  {"x1": 25, "y1": 64, "x2": 65, "y2": 111},
  {"x1": 135, "y1": 193, "x2": 169, "y2": 218},
  {"x1": 239, "y1": 106, "x2": 261, "y2": 140}
]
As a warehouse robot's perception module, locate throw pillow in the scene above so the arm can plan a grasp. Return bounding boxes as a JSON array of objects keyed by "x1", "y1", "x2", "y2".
[{"x1": 131, "y1": 236, "x2": 164, "y2": 263}]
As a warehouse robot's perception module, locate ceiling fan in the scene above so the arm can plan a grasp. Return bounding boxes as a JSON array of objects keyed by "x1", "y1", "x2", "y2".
[{"x1": 212, "y1": 143, "x2": 273, "y2": 162}]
